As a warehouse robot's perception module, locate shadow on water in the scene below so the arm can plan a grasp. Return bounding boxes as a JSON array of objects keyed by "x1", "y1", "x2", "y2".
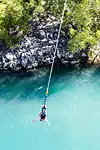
[
  {"x1": 0, "y1": 66, "x2": 99, "y2": 101},
  {"x1": 0, "y1": 71, "x2": 46, "y2": 101},
  {"x1": 92, "y1": 67, "x2": 100, "y2": 77},
  {"x1": 0, "y1": 67, "x2": 74, "y2": 101}
]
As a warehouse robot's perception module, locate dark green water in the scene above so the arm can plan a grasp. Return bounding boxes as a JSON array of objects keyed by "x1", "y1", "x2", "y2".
[{"x1": 0, "y1": 67, "x2": 100, "y2": 150}]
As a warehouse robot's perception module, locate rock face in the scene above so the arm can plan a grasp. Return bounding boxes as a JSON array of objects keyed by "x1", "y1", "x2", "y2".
[{"x1": 0, "y1": 14, "x2": 88, "y2": 71}]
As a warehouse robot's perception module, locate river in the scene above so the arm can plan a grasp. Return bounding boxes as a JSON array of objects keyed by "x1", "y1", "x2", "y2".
[{"x1": 0, "y1": 67, "x2": 100, "y2": 150}]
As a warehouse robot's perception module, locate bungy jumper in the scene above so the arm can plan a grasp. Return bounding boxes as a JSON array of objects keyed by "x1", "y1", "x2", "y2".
[{"x1": 32, "y1": 0, "x2": 67, "y2": 126}]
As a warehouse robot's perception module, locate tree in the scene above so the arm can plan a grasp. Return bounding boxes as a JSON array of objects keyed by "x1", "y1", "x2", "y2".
[
  {"x1": 0, "y1": 0, "x2": 100, "y2": 53},
  {"x1": 45, "y1": 0, "x2": 100, "y2": 52},
  {"x1": 0, "y1": 0, "x2": 45, "y2": 46}
]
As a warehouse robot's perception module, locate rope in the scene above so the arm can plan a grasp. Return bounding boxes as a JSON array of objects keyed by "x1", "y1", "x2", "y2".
[{"x1": 44, "y1": 0, "x2": 67, "y2": 105}]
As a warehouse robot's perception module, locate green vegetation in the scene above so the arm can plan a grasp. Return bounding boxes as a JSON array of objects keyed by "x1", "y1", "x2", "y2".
[
  {"x1": 46, "y1": 0, "x2": 100, "y2": 52},
  {"x1": 0, "y1": 0, "x2": 100, "y2": 52},
  {"x1": 0, "y1": 0, "x2": 45, "y2": 46}
]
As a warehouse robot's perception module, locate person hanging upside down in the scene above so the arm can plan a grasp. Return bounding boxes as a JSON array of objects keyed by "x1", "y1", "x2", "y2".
[
  {"x1": 39, "y1": 104, "x2": 47, "y2": 122},
  {"x1": 32, "y1": 104, "x2": 51, "y2": 126}
]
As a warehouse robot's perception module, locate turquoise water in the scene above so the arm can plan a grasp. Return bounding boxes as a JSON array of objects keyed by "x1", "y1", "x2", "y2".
[{"x1": 0, "y1": 67, "x2": 100, "y2": 150}]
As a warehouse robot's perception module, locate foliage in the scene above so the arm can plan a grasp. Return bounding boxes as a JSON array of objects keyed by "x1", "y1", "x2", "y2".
[
  {"x1": 45, "y1": 0, "x2": 100, "y2": 52},
  {"x1": 0, "y1": 0, "x2": 100, "y2": 52},
  {"x1": 0, "y1": 0, "x2": 45, "y2": 46}
]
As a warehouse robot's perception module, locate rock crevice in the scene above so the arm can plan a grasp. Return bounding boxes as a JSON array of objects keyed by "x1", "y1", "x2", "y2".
[{"x1": 0, "y1": 15, "x2": 88, "y2": 71}]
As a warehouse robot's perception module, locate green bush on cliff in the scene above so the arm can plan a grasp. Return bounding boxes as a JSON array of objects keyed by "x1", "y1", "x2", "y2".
[
  {"x1": 45, "y1": 0, "x2": 100, "y2": 52},
  {"x1": 0, "y1": 0, "x2": 100, "y2": 52},
  {"x1": 0, "y1": 0, "x2": 45, "y2": 46}
]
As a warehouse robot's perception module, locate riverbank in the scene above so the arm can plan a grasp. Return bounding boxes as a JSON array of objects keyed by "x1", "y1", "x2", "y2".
[{"x1": 0, "y1": 14, "x2": 93, "y2": 72}]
